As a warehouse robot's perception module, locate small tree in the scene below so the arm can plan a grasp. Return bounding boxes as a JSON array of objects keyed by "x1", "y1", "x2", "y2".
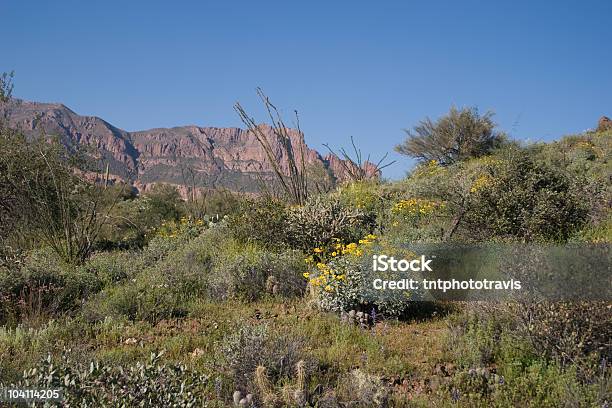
[
  {"x1": 0, "y1": 135, "x2": 119, "y2": 264},
  {"x1": 0, "y1": 74, "x2": 119, "y2": 264},
  {"x1": 396, "y1": 107, "x2": 507, "y2": 166}
]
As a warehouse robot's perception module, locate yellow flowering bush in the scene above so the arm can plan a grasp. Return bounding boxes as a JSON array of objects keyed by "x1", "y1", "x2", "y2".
[
  {"x1": 410, "y1": 159, "x2": 443, "y2": 178},
  {"x1": 304, "y1": 234, "x2": 377, "y2": 293},
  {"x1": 304, "y1": 234, "x2": 420, "y2": 315},
  {"x1": 392, "y1": 198, "x2": 446, "y2": 219},
  {"x1": 337, "y1": 181, "x2": 384, "y2": 212},
  {"x1": 470, "y1": 174, "x2": 493, "y2": 193},
  {"x1": 153, "y1": 216, "x2": 206, "y2": 240}
]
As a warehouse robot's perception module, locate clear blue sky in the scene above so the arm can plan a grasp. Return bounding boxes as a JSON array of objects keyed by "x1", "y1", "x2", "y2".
[{"x1": 3, "y1": 0, "x2": 611, "y2": 179}]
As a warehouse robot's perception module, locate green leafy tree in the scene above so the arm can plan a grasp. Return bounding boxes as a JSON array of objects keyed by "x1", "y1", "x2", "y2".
[
  {"x1": 396, "y1": 107, "x2": 507, "y2": 166},
  {"x1": 0, "y1": 135, "x2": 118, "y2": 263},
  {"x1": 1, "y1": 74, "x2": 119, "y2": 263}
]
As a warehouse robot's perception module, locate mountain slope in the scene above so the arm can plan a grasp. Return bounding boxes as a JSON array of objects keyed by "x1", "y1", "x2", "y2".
[{"x1": 1, "y1": 99, "x2": 352, "y2": 193}]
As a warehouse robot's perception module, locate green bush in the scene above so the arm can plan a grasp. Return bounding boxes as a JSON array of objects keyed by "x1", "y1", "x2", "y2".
[
  {"x1": 442, "y1": 305, "x2": 609, "y2": 407},
  {"x1": 8, "y1": 351, "x2": 211, "y2": 407},
  {"x1": 537, "y1": 131, "x2": 611, "y2": 238},
  {"x1": 85, "y1": 250, "x2": 141, "y2": 286},
  {"x1": 510, "y1": 301, "x2": 611, "y2": 367},
  {"x1": 208, "y1": 245, "x2": 306, "y2": 301},
  {"x1": 337, "y1": 181, "x2": 386, "y2": 214},
  {"x1": 386, "y1": 196, "x2": 449, "y2": 243},
  {"x1": 96, "y1": 183, "x2": 187, "y2": 250},
  {"x1": 395, "y1": 106, "x2": 508, "y2": 166},
  {"x1": 227, "y1": 197, "x2": 289, "y2": 249},
  {"x1": 0, "y1": 248, "x2": 103, "y2": 324},
  {"x1": 84, "y1": 281, "x2": 188, "y2": 324},
  {"x1": 152, "y1": 224, "x2": 305, "y2": 302},
  {"x1": 81, "y1": 226, "x2": 216, "y2": 323},
  {"x1": 396, "y1": 147, "x2": 589, "y2": 242},
  {"x1": 464, "y1": 148, "x2": 588, "y2": 242},
  {"x1": 84, "y1": 225, "x2": 306, "y2": 323}
]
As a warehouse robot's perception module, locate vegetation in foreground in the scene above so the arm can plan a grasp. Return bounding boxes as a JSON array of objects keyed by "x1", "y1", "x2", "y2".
[{"x1": 0, "y1": 77, "x2": 611, "y2": 407}]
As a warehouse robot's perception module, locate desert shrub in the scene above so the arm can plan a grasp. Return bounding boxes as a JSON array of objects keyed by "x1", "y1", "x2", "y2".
[
  {"x1": 437, "y1": 362, "x2": 604, "y2": 407},
  {"x1": 386, "y1": 197, "x2": 448, "y2": 243},
  {"x1": 463, "y1": 148, "x2": 588, "y2": 242},
  {"x1": 145, "y1": 183, "x2": 184, "y2": 221},
  {"x1": 391, "y1": 158, "x2": 476, "y2": 242},
  {"x1": 0, "y1": 248, "x2": 103, "y2": 324},
  {"x1": 510, "y1": 301, "x2": 611, "y2": 366},
  {"x1": 571, "y1": 213, "x2": 612, "y2": 243},
  {"x1": 222, "y1": 324, "x2": 306, "y2": 394},
  {"x1": 337, "y1": 181, "x2": 384, "y2": 212},
  {"x1": 208, "y1": 242, "x2": 306, "y2": 301},
  {"x1": 136, "y1": 215, "x2": 210, "y2": 265},
  {"x1": 81, "y1": 227, "x2": 213, "y2": 323},
  {"x1": 537, "y1": 131, "x2": 611, "y2": 236},
  {"x1": 227, "y1": 197, "x2": 289, "y2": 249},
  {"x1": 285, "y1": 195, "x2": 376, "y2": 251},
  {"x1": 0, "y1": 318, "x2": 94, "y2": 384},
  {"x1": 97, "y1": 185, "x2": 234, "y2": 250},
  {"x1": 0, "y1": 132, "x2": 120, "y2": 264},
  {"x1": 443, "y1": 305, "x2": 609, "y2": 407},
  {"x1": 228, "y1": 194, "x2": 377, "y2": 252},
  {"x1": 337, "y1": 180, "x2": 392, "y2": 230},
  {"x1": 96, "y1": 191, "x2": 178, "y2": 250},
  {"x1": 84, "y1": 225, "x2": 305, "y2": 322},
  {"x1": 182, "y1": 188, "x2": 243, "y2": 220},
  {"x1": 149, "y1": 224, "x2": 305, "y2": 302},
  {"x1": 83, "y1": 279, "x2": 188, "y2": 324},
  {"x1": 397, "y1": 148, "x2": 589, "y2": 242},
  {"x1": 445, "y1": 306, "x2": 518, "y2": 368},
  {"x1": 84, "y1": 250, "x2": 142, "y2": 286},
  {"x1": 81, "y1": 226, "x2": 216, "y2": 324},
  {"x1": 447, "y1": 302, "x2": 611, "y2": 370},
  {"x1": 335, "y1": 369, "x2": 389, "y2": 407},
  {"x1": 5, "y1": 351, "x2": 211, "y2": 406}
]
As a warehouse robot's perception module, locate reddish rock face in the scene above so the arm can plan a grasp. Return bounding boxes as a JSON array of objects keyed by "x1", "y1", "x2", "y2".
[
  {"x1": 597, "y1": 116, "x2": 612, "y2": 132},
  {"x1": 1, "y1": 99, "x2": 374, "y2": 194}
]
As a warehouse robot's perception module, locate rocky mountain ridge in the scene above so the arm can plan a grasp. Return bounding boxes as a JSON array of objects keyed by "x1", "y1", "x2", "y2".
[{"x1": 1, "y1": 99, "x2": 355, "y2": 194}]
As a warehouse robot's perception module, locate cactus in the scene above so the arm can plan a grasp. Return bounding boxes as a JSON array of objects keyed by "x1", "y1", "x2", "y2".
[
  {"x1": 255, "y1": 365, "x2": 276, "y2": 406},
  {"x1": 295, "y1": 360, "x2": 306, "y2": 391},
  {"x1": 103, "y1": 162, "x2": 110, "y2": 189},
  {"x1": 233, "y1": 390, "x2": 243, "y2": 406}
]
